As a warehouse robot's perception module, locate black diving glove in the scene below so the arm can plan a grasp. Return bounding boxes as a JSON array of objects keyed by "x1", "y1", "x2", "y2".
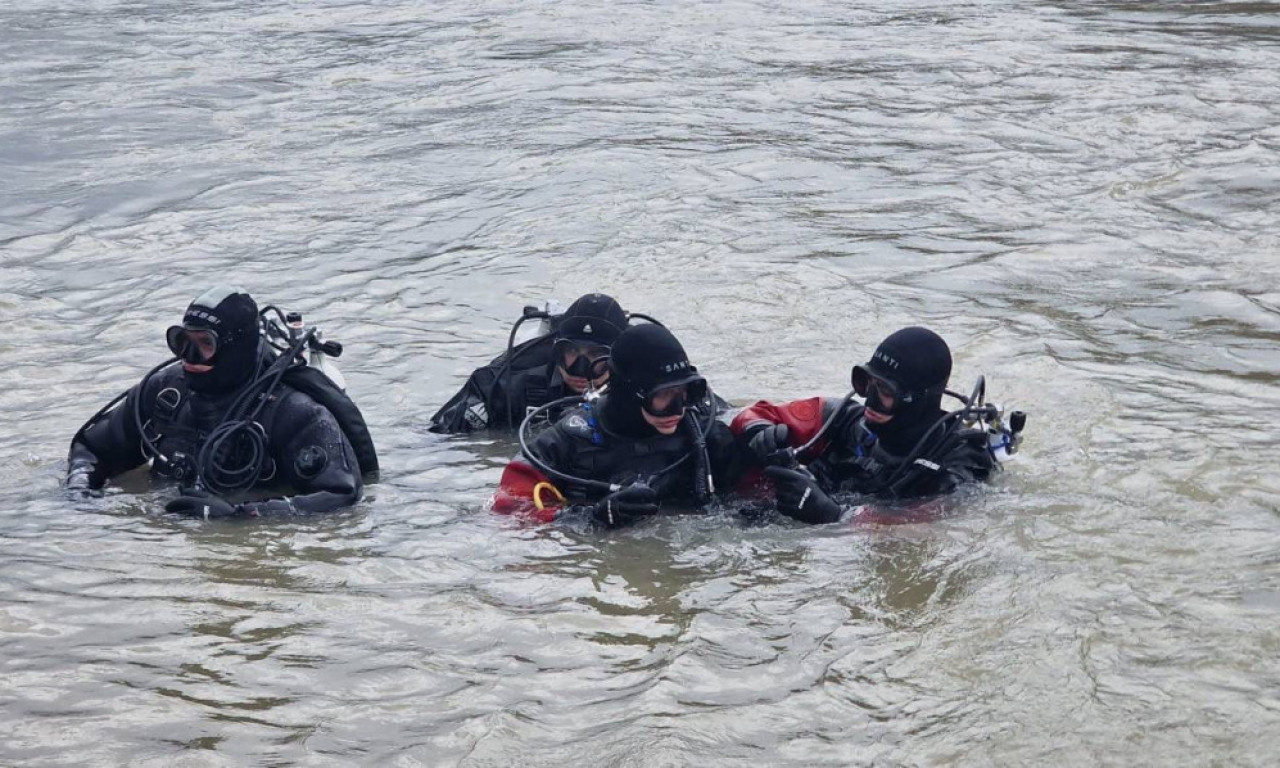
[
  {"x1": 589, "y1": 484, "x2": 660, "y2": 528},
  {"x1": 747, "y1": 424, "x2": 792, "y2": 465},
  {"x1": 764, "y1": 466, "x2": 843, "y2": 524},
  {"x1": 64, "y1": 465, "x2": 101, "y2": 499},
  {"x1": 165, "y1": 489, "x2": 245, "y2": 520}
]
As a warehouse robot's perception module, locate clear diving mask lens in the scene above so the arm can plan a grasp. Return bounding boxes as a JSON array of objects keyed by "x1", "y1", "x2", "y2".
[
  {"x1": 851, "y1": 365, "x2": 911, "y2": 415},
  {"x1": 167, "y1": 325, "x2": 219, "y2": 365},
  {"x1": 641, "y1": 379, "x2": 707, "y2": 418},
  {"x1": 555, "y1": 340, "x2": 610, "y2": 380}
]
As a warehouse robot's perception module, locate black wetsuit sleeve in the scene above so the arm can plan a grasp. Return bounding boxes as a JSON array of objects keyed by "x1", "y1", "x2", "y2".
[
  {"x1": 66, "y1": 377, "x2": 157, "y2": 489},
  {"x1": 259, "y1": 392, "x2": 362, "y2": 514},
  {"x1": 429, "y1": 365, "x2": 504, "y2": 433}
]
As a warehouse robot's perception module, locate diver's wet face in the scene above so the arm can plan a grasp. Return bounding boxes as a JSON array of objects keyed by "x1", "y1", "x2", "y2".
[{"x1": 557, "y1": 342, "x2": 610, "y2": 393}]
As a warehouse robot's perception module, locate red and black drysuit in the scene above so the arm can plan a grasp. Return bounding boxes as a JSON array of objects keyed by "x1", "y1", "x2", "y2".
[{"x1": 731, "y1": 397, "x2": 998, "y2": 523}]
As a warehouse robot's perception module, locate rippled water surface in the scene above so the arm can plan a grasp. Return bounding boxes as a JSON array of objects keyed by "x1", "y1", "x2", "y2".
[{"x1": 4, "y1": 1, "x2": 1280, "y2": 765}]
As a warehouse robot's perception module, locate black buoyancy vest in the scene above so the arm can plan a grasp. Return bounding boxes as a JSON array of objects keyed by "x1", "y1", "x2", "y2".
[
  {"x1": 554, "y1": 405, "x2": 694, "y2": 499},
  {"x1": 148, "y1": 364, "x2": 379, "y2": 482}
]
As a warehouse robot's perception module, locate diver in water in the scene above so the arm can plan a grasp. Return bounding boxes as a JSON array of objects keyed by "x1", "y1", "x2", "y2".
[
  {"x1": 733, "y1": 327, "x2": 1025, "y2": 524},
  {"x1": 429, "y1": 293, "x2": 632, "y2": 433},
  {"x1": 65, "y1": 286, "x2": 377, "y2": 519},
  {"x1": 492, "y1": 323, "x2": 748, "y2": 528}
]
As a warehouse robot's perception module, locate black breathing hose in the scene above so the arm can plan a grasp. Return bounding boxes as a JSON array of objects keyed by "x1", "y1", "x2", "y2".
[
  {"x1": 517, "y1": 385, "x2": 720, "y2": 502},
  {"x1": 193, "y1": 330, "x2": 311, "y2": 495},
  {"x1": 873, "y1": 382, "x2": 1000, "y2": 494},
  {"x1": 789, "y1": 388, "x2": 858, "y2": 464},
  {"x1": 682, "y1": 410, "x2": 713, "y2": 506},
  {"x1": 498, "y1": 309, "x2": 551, "y2": 429},
  {"x1": 517, "y1": 394, "x2": 619, "y2": 494}
]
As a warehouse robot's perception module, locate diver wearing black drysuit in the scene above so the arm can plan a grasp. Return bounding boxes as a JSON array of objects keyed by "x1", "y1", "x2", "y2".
[
  {"x1": 493, "y1": 324, "x2": 747, "y2": 527},
  {"x1": 66, "y1": 287, "x2": 373, "y2": 518},
  {"x1": 733, "y1": 327, "x2": 1021, "y2": 524},
  {"x1": 429, "y1": 293, "x2": 630, "y2": 433}
]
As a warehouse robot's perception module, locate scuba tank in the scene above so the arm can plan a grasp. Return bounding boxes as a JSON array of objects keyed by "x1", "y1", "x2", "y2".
[
  {"x1": 521, "y1": 300, "x2": 562, "y2": 343},
  {"x1": 276, "y1": 310, "x2": 345, "y2": 389},
  {"x1": 260, "y1": 306, "x2": 379, "y2": 481}
]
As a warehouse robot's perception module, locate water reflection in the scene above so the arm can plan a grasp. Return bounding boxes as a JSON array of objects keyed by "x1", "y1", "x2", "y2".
[{"x1": 5, "y1": 0, "x2": 1280, "y2": 764}]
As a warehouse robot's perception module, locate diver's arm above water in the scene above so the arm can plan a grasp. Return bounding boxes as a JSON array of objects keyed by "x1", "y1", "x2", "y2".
[
  {"x1": 429, "y1": 366, "x2": 500, "y2": 433},
  {"x1": 728, "y1": 396, "x2": 850, "y2": 496},
  {"x1": 66, "y1": 372, "x2": 167, "y2": 492},
  {"x1": 730, "y1": 397, "x2": 849, "y2": 452}
]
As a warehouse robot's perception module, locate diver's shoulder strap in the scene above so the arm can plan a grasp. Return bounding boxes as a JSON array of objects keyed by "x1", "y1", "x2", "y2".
[{"x1": 281, "y1": 365, "x2": 379, "y2": 481}]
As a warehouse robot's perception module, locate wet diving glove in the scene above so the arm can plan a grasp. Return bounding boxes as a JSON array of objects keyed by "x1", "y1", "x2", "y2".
[
  {"x1": 746, "y1": 424, "x2": 792, "y2": 465},
  {"x1": 584, "y1": 484, "x2": 660, "y2": 528},
  {"x1": 764, "y1": 466, "x2": 843, "y2": 524},
  {"x1": 64, "y1": 464, "x2": 102, "y2": 499}
]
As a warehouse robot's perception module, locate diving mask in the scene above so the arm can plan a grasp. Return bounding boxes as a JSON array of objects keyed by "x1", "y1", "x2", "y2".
[
  {"x1": 555, "y1": 340, "x2": 610, "y2": 380},
  {"x1": 167, "y1": 325, "x2": 219, "y2": 365},
  {"x1": 851, "y1": 365, "x2": 913, "y2": 415},
  {"x1": 641, "y1": 379, "x2": 707, "y2": 418}
]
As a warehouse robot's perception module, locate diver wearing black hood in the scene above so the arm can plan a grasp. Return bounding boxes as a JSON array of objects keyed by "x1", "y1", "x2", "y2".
[
  {"x1": 732, "y1": 327, "x2": 1020, "y2": 524},
  {"x1": 430, "y1": 293, "x2": 631, "y2": 433},
  {"x1": 492, "y1": 324, "x2": 747, "y2": 527},
  {"x1": 66, "y1": 286, "x2": 372, "y2": 518}
]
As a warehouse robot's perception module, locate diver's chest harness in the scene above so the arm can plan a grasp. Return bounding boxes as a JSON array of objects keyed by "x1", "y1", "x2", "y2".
[
  {"x1": 556, "y1": 403, "x2": 694, "y2": 495},
  {"x1": 143, "y1": 379, "x2": 282, "y2": 486}
]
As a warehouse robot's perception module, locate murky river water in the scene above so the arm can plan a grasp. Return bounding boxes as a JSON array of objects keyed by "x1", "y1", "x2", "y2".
[{"x1": 4, "y1": 0, "x2": 1280, "y2": 764}]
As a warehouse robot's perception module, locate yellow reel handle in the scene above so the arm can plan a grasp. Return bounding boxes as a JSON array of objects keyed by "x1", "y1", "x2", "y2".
[{"x1": 532, "y1": 481, "x2": 566, "y2": 511}]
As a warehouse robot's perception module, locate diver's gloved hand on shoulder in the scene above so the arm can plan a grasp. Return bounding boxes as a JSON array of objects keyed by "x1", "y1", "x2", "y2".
[
  {"x1": 764, "y1": 466, "x2": 843, "y2": 524},
  {"x1": 746, "y1": 424, "x2": 792, "y2": 465},
  {"x1": 165, "y1": 487, "x2": 259, "y2": 520},
  {"x1": 580, "y1": 484, "x2": 660, "y2": 528}
]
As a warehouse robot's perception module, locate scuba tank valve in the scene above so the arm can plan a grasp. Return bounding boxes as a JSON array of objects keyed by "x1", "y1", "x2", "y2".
[
  {"x1": 269, "y1": 307, "x2": 349, "y2": 391},
  {"x1": 539, "y1": 299, "x2": 562, "y2": 337},
  {"x1": 286, "y1": 311, "x2": 306, "y2": 342},
  {"x1": 307, "y1": 333, "x2": 347, "y2": 391},
  {"x1": 986, "y1": 407, "x2": 1026, "y2": 461}
]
